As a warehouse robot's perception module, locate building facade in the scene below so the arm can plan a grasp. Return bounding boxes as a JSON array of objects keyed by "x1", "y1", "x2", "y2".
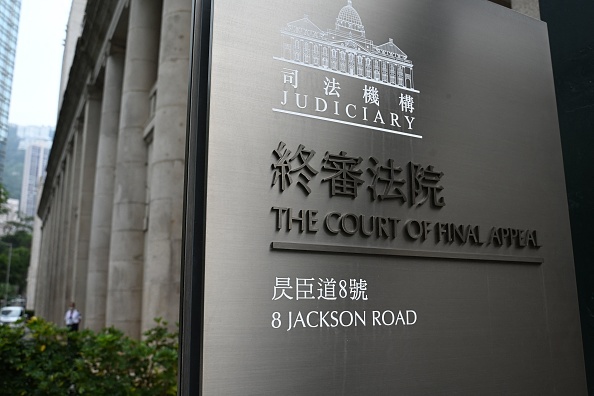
[
  {"x1": 28, "y1": 0, "x2": 539, "y2": 339},
  {"x1": 0, "y1": 0, "x2": 21, "y2": 183},
  {"x1": 58, "y1": 0, "x2": 87, "y2": 110},
  {"x1": 20, "y1": 139, "x2": 51, "y2": 218},
  {"x1": 29, "y1": 0, "x2": 191, "y2": 338}
]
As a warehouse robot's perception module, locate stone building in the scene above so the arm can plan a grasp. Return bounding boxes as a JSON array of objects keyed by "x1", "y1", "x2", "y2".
[
  {"x1": 30, "y1": 0, "x2": 191, "y2": 338},
  {"x1": 28, "y1": 0, "x2": 539, "y2": 339},
  {"x1": 58, "y1": 0, "x2": 87, "y2": 110}
]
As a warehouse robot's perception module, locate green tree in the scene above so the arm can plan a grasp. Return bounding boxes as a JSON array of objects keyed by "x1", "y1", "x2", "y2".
[
  {"x1": 2, "y1": 213, "x2": 34, "y2": 235},
  {"x1": 0, "y1": 230, "x2": 32, "y2": 296},
  {"x1": 0, "y1": 183, "x2": 9, "y2": 215},
  {"x1": 0, "y1": 184, "x2": 33, "y2": 302}
]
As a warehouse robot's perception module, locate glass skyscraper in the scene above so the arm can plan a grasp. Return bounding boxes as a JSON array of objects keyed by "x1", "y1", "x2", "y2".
[{"x1": 0, "y1": 0, "x2": 21, "y2": 183}]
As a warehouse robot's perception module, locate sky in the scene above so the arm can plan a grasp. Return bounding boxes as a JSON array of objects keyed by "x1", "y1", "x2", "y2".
[{"x1": 8, "y1": 0, "x2": 73, "y2": 127}]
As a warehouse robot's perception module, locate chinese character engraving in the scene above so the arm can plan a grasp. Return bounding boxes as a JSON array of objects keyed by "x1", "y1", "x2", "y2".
[
  {"x1": 363, "y1": 85, "x2": 380, "y2": 106},
  {"x1": 368, "y1": 157, "x2": 407, "y2": 202},
  {"x1": 282, "y1": 68, "x2": 298, "y2": 88},
  {"x1": 409, "y1": 162, "x2": 445, "y2": 207},
  {"x1": 322, "y1": 151, "x2": 364, "y2": 198},
  {"x1": 272, "y1": 277, "x2": 293, "y2": 300},
  {"x1": 288, "y1": 144, "x2": 319, "y2": 194},
  {"x1": 323, "y1": 77, "x2": 341, "y2": 97},
  {"x1": 271, "y1": 142, "x2": 292, "y2": 192},
  {"x1": 271, "y1": 141, "x2": 318, "y2": 195},
  {"x1": 399, "y1": 93, "x2": 415, "y2": 113},
  {"x1": 350, "y1": 279, "x2": 369, "y2": 301},
  {"x1": 317, "y1": 278, "x2": 337, "y2": 300},
  {"x1": 296, "y1": 278, "x2": 316, "y2": 300}
]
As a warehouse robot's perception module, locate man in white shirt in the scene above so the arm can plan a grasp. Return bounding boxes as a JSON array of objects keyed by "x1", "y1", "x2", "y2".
[{"x1": 64, "y1": 302, "x2": 82, "y2": 331}]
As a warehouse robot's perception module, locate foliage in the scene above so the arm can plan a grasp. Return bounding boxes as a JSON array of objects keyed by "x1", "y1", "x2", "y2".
[
  {"x1": 0, "y1": 318, "x2": 178, "y2": 395},
  {"x1": 2, "y1": 215, "x2": 34, "y2": 235},
  {"x1": 0, "y1": 230, "x2": 32, "y2": 296},
  {"x1": 0, "y1": 283, "x2": 18, "y2": 301},
  {"x1": 0, "y1": 179, "x2": 34, "y2": 301},
  {"x1": 0, "y1": 184, "x2": 9, "y2": 215}
]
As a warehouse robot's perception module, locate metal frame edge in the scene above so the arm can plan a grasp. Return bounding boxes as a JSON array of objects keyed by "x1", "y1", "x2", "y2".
[{"x1": 180, "y1": 0, "x2": 213, "y2": 394}]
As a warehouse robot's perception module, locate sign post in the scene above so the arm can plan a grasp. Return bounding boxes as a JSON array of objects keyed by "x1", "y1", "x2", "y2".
[{"x1": 182, "y1": 0, "x2": 587, "y2": 394}]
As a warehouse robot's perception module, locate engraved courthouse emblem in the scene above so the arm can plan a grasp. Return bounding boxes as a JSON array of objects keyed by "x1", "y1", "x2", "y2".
[
  {"x1": 280, "y1": 0, "x2": 417, "y2": 91},
  {"x1": 273, "y1": 1, "x2": 421, "y2": 138}
]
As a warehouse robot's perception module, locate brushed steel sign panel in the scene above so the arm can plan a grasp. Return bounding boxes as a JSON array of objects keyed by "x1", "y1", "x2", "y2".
[{"x1": 183, "y1": 0, "x2": 587, "y2": 394}]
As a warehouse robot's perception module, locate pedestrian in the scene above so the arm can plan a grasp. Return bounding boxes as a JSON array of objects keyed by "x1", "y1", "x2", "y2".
[{"x1": 64, "y1": 302, "x2": 82, "y2": 331}]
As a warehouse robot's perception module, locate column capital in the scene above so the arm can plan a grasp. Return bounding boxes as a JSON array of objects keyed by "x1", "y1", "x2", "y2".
[
  {"x1": 73, "y1": 118, "x2": 84, "y2": 136},
  {"x1": 87, "y1": 84, "x2": 102, "y2": 101},
  {"x1": 106, "y1": 40, "x2": 126, "y2": 56}
]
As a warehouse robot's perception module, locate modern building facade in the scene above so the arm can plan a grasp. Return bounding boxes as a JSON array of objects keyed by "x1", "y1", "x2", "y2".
[
  {"x1": 0, "y1": 0, "x2": 21, "y2": 183},
  {"x1": 20, "y1": 139, "x2": 51, "y2": 218},
  {"x1": 15, "y1": 125, "x2": 53, "y2": 148},
  {"x1": 28, "y1": 0, "x2": 540, "y2": 341}
]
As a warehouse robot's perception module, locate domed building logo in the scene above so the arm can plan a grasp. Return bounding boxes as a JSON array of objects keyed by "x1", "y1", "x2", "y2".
[
  {"x1": 280, "y1": 0, "x2": 417, "y2": 91},
  {"x1": 273, "y1": 1, "x2": 421, "y2": 139}
]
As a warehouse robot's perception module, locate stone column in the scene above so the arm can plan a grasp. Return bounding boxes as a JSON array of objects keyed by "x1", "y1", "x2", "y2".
[
  {"x1": 37, "y1": 189, "x2": 56, "y2": 318},
  {"x1": 45, "y1": 180, "x2": 61, "y2": 321},
  {"x1": 142, "y1": 0, "x2": 191, "y2": 332},
  {"x1": 86, "y1": 47, "x2": 124, "y2": 331},
  {"x1": 61, "y1": 138, "x2": 79, "y2": 321},
  {"x1": 72, "y1": 91, "x2": 101, "y2": 321},
  {"x1": 67, "y1": 127, "x2": 84, "y2": 303},
  {"x1": 26, "y1": 212, "x2": 42, "y2": 311},
  {"x1": 44, "y1": 186, "x2": 60, "y2": 320},
  {"x1": 106, "y1": 0, "x2": 161, "y2": 338},
  {"x1": 54, "y1": 158, "x2": 71, "y2": 323},
  {"x1": 34, "y1": 206, "x2": 52, "y2": 318}
]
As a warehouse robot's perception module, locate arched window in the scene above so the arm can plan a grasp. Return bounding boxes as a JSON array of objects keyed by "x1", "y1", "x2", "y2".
[
  {"x1": 405, "y1": 71, "x2": 412, "y2": 88},
  {"x1": 365, "y1": 58, "x2": 372, "y2": 79},
  {"x1": 303, "y1": 42, "x2": 310, "y2": 64},
  {"x1": 331, "y1": 49, "x2": 338, "y2": 70},
  {"x1": 313, "y1": 44, "x2": 320, "y2": 66},
  {"x1": 348, "y1": 53, "x2": 355, "y2": 74},
  {"x1": 294, "y1": 40, "x2": 300, "y2": 62},
  {"x1": 389, "y1": 64, "x2": 396, "y2": 84},
  {"x1": 382, "y1": 61, "x2": 388, "y2": 82},
  {"x1": 340, "y1": 51, "x2": 347, "y2": 72}
]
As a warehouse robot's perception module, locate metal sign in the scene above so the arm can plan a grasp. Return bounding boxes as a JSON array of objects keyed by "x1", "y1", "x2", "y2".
[{"x1": 182, "y1": 0, "x2": 587, "y2": 394}]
